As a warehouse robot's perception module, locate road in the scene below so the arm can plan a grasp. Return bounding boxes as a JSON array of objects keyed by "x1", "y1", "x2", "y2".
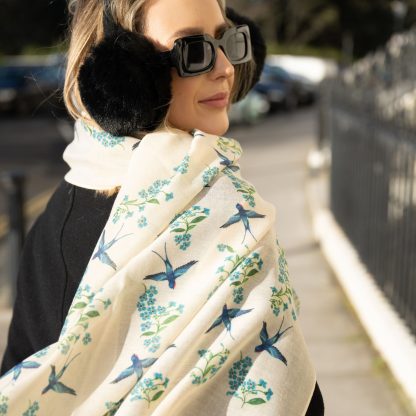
[{"x1": 0, "y1": 107, "x2": 413, "y2": 415}]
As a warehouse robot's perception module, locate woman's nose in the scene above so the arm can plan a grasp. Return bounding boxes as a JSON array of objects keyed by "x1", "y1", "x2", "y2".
[{"x1": 210, "y1": 47, "x2": 235, "y2": 79}]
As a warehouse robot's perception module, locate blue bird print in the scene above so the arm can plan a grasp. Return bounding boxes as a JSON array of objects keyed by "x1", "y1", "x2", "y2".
[
  {"x1": 3, "y1": 360, "x2": 40, "y2": 383},
  {"x1": 144, "y1": 242, "x2": 198, "y2": 289},
  {"x1": 213, "y1": 148, "x2": 240, "y2": 172},
  {"x1": 110, "y1": 354, "x2": 156, "y2": 384},
  {"x1": 190, "y1": 130, "x2": 205, "y2": 138},
  {"x1": 254, "y1": 318, "x2": 293, "y2": 365},
  {"x1": 111, "y1": 344, "x2": 175, "y2": 384},
  {"x1": 92, "y1": 224, "x2": 132, "y2": 270},
  {"x1": 220, "y1": 203, "x2": 266, "y2": 244},
  {"x1": 205, "y1": 304, "x2": 253, "y2": 340},
  {"x1": 132, "y1": 139, "x2": 142, "y2": 150},
  {"x1": 41, "y1": 353, "x2": 81, "y2": 395}
]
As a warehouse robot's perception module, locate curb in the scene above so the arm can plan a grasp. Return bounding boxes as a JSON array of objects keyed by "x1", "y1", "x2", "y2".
[{"x1": 306, "y1": 149, "x2": 416, "y2": 413}]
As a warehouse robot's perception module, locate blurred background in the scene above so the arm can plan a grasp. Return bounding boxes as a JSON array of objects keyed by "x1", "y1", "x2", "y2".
[{"x1": 1, "y1": 0, "x2": 416, "y2": 414}]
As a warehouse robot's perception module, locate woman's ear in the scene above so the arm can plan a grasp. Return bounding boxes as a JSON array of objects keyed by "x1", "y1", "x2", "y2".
[
  {"x1": 78, "y1": 27, "x2": 172, "y2": 137},
  {"x1": 225, "y1": 7, "x2": 267, "y2": 93}
]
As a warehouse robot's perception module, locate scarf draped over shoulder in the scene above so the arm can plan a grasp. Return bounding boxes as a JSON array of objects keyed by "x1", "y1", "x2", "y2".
[{"x1": 0, "y1": 119, "x2": 316, "y2": 415}]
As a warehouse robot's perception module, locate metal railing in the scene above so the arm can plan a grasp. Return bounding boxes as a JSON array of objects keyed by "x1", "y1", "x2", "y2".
[{"x1": 322, "y1": 29, "x2": 416, "y2": 336}]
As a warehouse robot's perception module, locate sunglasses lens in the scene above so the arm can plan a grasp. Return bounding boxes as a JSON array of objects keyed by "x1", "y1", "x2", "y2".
[
  {"x1": 226, "y1": 32, "x2": 248, "y2": 62},
  {"x1": 184, "y1": 41, "x2": 213, "y2": 72}
]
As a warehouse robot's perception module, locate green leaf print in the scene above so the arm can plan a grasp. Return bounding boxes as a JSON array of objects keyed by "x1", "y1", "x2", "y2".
[
  {"x1": 209, "y1": 247, "x2": 263, "y2": 305},
  {"x1": 104, "y1": 399, "x2": 123, "y2": 416},
  {"x1": 59, "y1": 285, "x2": 110, "y2": 354},
  {"x1": 190, "y1": 343, "x2": 230, "y2": 385},
  {"x1": 169, "y1": 205, "x2": 210, "y2": 251},
  {"x1": 138, "y1": 285, "x2": 185, "y2": 353},
  {"x1": 151, "y1": 391, "x2": 164, "y2": 402},
  {"x1": 216, "y1": 136, "x2": 242, "y2": 157},
  {"x1": 248, "y1": 398, "x2": 266, "y2": 405},
  {"x1": 270, "y1": 243, "x2": 298, "y2": 320},
  {"x1": 112, "y1": 179, "x2": 173, "y2": 224},
  {"x1": 222, "y1": 170, "x2": 256, "y2": 208},
  {"x1": 130, "y1": 372, "x2": 169, "y2": 408}
]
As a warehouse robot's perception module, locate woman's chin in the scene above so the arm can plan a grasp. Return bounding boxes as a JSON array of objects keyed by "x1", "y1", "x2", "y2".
[
  {"x1": 196, "y1": 114, "x2": 230, "y2": 136},
  {"x1": 168, "y1": 112, "x2": 230, "y2": 136}
]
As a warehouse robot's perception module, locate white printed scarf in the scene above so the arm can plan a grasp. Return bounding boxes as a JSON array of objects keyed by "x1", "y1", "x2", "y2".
[{"x1": 0, "y1": 119, "x2": 316, "y2": 415}]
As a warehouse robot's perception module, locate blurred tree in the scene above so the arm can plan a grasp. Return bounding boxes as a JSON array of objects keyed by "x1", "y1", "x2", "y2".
[
  {"x1": 0, "y1": 0, "x2": 415, "y2": 59},
  {"x1": 0, "y1": 0, "x2": 68, "y2": 55},
  {"x1": 334, "y1": 0, "x2": 393, "y2": 58},
  {"x1": 228, "y1": 0, "x2": 413, "y2": 59}
]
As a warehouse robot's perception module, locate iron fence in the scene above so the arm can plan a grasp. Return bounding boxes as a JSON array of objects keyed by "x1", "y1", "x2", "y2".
[{"x1": 322, "y1": 29, "x2": 416, "y2": 336}]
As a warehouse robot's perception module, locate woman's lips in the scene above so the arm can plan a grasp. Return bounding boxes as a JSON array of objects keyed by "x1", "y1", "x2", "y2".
[{"x1": 199, "y1": 93, "x2": 229, "y2": 108}]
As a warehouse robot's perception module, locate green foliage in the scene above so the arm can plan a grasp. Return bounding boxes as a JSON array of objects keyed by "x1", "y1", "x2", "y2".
[
  {"x1": 2, "y1": 0, "x2": 416, "y2": 60},
  {"x1": 228, "y1": 0, "x2": 416, "y2": 59},
  {"x1": 266, "y1": 42, "x2": 342, "y2": 61},
  {"x1": 0, "y1": 0, "x2": 68, "y2": 55}
]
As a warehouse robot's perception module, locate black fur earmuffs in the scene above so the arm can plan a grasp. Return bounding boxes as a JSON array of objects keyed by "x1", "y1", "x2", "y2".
[{"x1": 77, "y1": 2, "x2": 266, "y2": 137}]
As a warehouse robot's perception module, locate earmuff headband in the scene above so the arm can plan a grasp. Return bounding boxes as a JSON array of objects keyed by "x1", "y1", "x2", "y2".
[{"x1": 77, "y1": 1, "x2": 266, "y2": 137}]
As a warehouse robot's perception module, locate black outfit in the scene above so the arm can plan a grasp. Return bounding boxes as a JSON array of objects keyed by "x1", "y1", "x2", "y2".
[{"x1": 1, "y1": 179, "x2": 324, "y2": 415}]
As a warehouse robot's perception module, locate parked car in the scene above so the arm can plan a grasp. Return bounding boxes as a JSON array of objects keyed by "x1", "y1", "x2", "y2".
[
  {"x1": 0, "y1": 54, "x2": 66, "y2": 116},
  {"x1": 0, "y1": 66, "x2": 26, "y2": 113},
  {"x1": 266, "y1": 54, "x2": 338, "y2": 86},
  {"x1": 254, "y1": 64, "x2": 306, "y2": 112},
  {"x1": 228, "y1": 90, "x2": 270, "y2": 125}
]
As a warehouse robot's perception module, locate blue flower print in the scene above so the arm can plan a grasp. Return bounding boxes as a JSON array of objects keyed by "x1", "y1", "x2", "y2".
[
  {"x1": 226, "y1": 353, "x2": 273, "y2": 406},
  {"x1": 137, "y1": 284, "x2": 185, "y2": 353},
  {"x1": 223, "y1": 170, "x2": 256, "y2": 207},
  {"x1": 112, "y1": 178, "x2": 172, "y2": 223},
  {"x1": 81, "y1": 120, "x2": 125, "y2": 148},
  {"x1": 202, "y1": 167, "x2": 219, "y2": 186},
  {"x1": 0, "y1": 394, "x2": 8, "y2": 415},
  {"x1": 173, "y1": 155, "x2": 190, "y2": 174},
  {"x1": 82, "y1": 333, "x2": 92, "y2": 345},
  {"x1": 169, "y1": 205, "x2": 210, "y2": 251},
  {"x1": 137, "y1": 215, "x2": 148, "y2": 228},
  {"x1": 22, "y1": 401, "x2": 40, "y2": 416}
]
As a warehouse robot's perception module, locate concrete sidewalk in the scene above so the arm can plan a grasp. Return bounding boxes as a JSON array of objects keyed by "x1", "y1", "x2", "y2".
[{"x1": 231, "y1": 109, "x2": 414, "y2": 415}]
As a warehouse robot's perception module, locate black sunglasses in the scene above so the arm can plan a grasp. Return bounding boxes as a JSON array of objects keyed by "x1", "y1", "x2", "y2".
[{"x1": 160, "y1": 25, "x2": 252, "y2": 77}]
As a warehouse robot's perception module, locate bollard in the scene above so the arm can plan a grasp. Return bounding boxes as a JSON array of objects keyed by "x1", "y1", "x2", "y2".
[{"x1": 0, "y1": 171, "x2": 26, "y2": 307}]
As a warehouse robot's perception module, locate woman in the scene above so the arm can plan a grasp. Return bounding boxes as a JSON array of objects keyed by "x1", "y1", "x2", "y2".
[{"x1": 1, "y1": 0, "x2": 324, "y2": 414}]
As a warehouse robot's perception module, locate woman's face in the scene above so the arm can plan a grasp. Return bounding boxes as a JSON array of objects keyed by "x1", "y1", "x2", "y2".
[{"x1": 144, "y1": 0, "x2": 235, "y2": 136}]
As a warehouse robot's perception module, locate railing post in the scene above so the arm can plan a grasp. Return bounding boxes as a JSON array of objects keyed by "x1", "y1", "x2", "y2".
[
  {"x1": 0, "y1": 171, "x2": 26, "y2": 306},
  {"x1": 317, "y1": 83, "x2": 326, "y2": 150}
]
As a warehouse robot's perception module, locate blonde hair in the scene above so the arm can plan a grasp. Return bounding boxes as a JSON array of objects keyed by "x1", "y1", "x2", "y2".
[{"x1": 63, "y1": 0, "x2": 256, "y2": 196}]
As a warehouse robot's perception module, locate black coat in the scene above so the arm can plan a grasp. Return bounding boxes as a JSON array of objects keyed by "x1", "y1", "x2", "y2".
[{"x1": 1, "y1": 179, "x2": 324, "y2": 415}]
